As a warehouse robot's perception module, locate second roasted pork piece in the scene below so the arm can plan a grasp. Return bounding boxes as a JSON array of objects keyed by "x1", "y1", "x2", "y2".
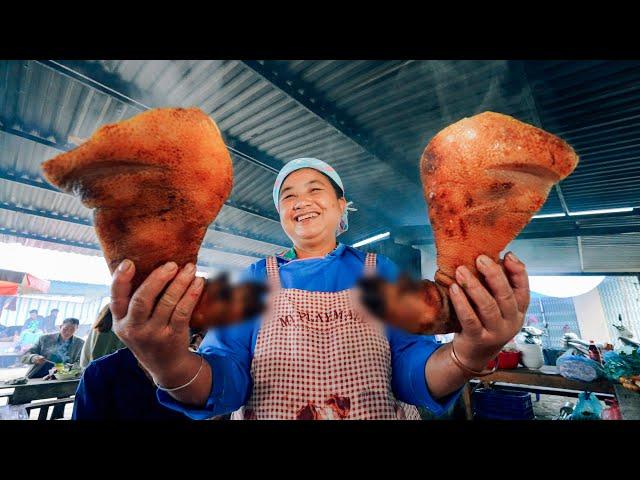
[
  {"x1": 359, "y1": 112, "x2": 579, "y2": 334},
  {"x1": 422, "y1": 111, "x2": 578, "y2": 286}
]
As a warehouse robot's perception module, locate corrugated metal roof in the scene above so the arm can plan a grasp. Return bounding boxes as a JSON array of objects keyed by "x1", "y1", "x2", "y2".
[
  {"x1": 264, "y1": 60, "x2": 640, "y2": 216},
  {"x1": 526, "y1": 60, "x2": 640, "y2": 212},
  {"x1": 419, "y1": 234, "x2": 640, "y2": 276},
  {"x1": 273, "y1": 60, "x2": 538, "y2": 174},
  {"x1": 0, "y1": 208, "x2": 97, "y2": 244},
  {"x1": 0, "y1": 233, "x2": 101, "y2": 257},
  {"x1": 0, "y1": 178, "x2": 91, "y2": 221},
  {"x1": 62, "y1": 60, "x2": 423, "y2": 234},
  {"x1": 1, "y1": 59, "x2": 639, "y2": 275},
  {"x1": 581, "y1": 233, "x2": 640, "y2": 272},
  {"x1": 507, "y1": 237, "x2": 582, "y2": 274}
]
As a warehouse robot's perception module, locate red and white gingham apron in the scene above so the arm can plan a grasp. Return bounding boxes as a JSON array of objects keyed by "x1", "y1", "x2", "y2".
[{"x1": 239, "y1": 253, "x2": 421, "y2": 420}]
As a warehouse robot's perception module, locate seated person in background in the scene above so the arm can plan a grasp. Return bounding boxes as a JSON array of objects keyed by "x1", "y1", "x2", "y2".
[
  {"x1": 0, "y1": 324, "x2": 12, "y2": 342},
  {"x1": 21, "y1": 310, "x2": 43, "y2": 333},
  {"x1": 80, "y1": 304, "x2": 126, "y2": 369},
  {"x1": 15, "y1": 322, "x2": 44, "y2": 353},
  {"x1": 21, "y1": 318, "x2": 84, "y2": 377},
  {"x1": 0, "y1": 326, "x2": 21, "y2": 356},
  {"x1": 41, "y1": 309, "x2": 59, "y2": 334}
]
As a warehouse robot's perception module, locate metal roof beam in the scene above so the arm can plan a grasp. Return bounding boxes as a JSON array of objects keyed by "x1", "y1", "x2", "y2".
[
  {"x1": 0, "y1": 226, "x2": 100, "y2": 251},
  {"x1": 0, "y1": 123, "x2": 76, "y2": 151},
  {"x1": 0, "y1": 167, "x2": 286, "y2": 246},
  {"x1": 0, "y1": 227, "x2": 242, "y2": 272},
  {"x1": 0, "y1": 168, "x2": 59, "y2": 192},
  {"x1": 241, "y1": 60, "x2": 421, "y2": 187},
  {"x1": 515, "y1": 225, "x2": 640, "y2": 239},
  {"x1": 0, "y1": 202, "x2": 91, "y2": 226},
  {"x1": 0, "y1": 122, "x2": 280, "y2": 223},
  {"x1": 394, "y1": 208, "x2": 640, "y2": 245},
  {"x1": 0, "y1": 201, "x2": 276, "y2": 259},
  {"x1": 398, "y1": 224, "x2": 640, "y2": 245},
  {"x1": 519, "y1": 61, "x2": 573, "y2": 218},
  {"x1": 35, "y1": 60, "x2": 284, "y2": 175},
  {"x1": 0, "y1": 225, "x2": 254, "y2": 272}
]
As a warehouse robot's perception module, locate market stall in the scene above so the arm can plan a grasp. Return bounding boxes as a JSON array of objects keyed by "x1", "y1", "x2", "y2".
[
  {"x1": 1, "y1": 59, "x2": 640, "y2": 421},
  {"x1": 459, "y1": 335, "x2": 640, "y2": 420}
]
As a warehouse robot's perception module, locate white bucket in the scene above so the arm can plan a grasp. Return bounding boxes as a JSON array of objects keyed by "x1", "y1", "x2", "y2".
[{"x1": 518, "y1": 343, "x2": 544, "y2": 369}]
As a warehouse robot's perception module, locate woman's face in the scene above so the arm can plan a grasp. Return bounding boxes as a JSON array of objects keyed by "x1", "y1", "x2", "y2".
[{"x1": 278, "y1": 169, "x2": 346, "y2": 246}]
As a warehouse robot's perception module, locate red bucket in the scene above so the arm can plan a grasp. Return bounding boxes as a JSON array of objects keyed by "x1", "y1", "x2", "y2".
[{"x1": 487, "y1": 351, "x2": 521, "y2": 370}]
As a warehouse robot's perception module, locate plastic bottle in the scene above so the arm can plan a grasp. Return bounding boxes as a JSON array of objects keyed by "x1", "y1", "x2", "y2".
[{"x1": 588, "y1": 340, "x2": 602, "y2": 364}]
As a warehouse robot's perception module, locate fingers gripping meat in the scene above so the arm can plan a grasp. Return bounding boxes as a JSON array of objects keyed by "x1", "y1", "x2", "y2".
[
  {"x1": 360, "y1": 112, "x2": 579, "y2": 334},
  {"x1": 41, "y1": 107, "x2": 239, "y2": 327},
  {"x1": 423, "y1": 112, "x2": 578, "y2": 286}
]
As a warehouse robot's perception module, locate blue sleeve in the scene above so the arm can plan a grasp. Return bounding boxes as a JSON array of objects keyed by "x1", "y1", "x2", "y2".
[
  {"x1": 388, "y1": 326, "x2": 462, "y2": 416},
  {"x1": 375, "y1": 255, "x2": 400, "y2": 282},
  {"x1": 156, "y1": 318, "x2": 258, "y2": 420},
  {"x1": 72, "y1": 362, "x2": 109, "y2": 420}
]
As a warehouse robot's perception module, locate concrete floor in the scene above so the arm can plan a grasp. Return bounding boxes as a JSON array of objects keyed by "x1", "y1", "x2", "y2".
[{"x1": 531, "y1": 394, "x2": 576, "y2": 420}]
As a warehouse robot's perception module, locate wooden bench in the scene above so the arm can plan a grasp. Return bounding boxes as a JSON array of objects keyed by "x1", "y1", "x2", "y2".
[{"x1": 0, "y1": 378, "x2": 80, "y2": 420}]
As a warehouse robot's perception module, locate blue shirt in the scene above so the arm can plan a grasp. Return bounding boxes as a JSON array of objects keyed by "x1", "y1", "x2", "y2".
[
  {"x1": 73, "y1": 348, "x2": 189, "y2": 421},
  {"x1": 158, "y1": 243, "x2": 461, "y2": 419}
]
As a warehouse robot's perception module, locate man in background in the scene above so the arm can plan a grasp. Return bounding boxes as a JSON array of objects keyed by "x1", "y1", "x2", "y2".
[
  {"x1": 41, "y1": 308, "x2": 59, "y2": 333},
  {"x1": 21, "y1": 318, "x2": 84, "y2": 378}
]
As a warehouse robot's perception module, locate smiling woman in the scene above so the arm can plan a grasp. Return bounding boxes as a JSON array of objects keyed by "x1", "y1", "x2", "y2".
[
  {"x1": 277, "y1": 169, "x2": 347, "y2": 258},
  {"x1": 142, "y1": 157, "x2": 462, "y2": 420},
  {"x1": 99, "y1": 124, "x2": 532, "y2": 420}
]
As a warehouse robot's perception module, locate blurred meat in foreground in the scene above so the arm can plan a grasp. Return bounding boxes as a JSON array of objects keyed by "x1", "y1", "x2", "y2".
[{"x1": 190, "y1": 273, "x2": 268, "y2": 330}]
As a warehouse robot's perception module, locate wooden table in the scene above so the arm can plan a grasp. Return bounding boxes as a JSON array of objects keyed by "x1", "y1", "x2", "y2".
[
  {"x1": 474, "y1": 365, "x2": 615, "y2": 397},
  {"x1": 0, "y1": 378, "x2": 80, "y2": 420},
  {"x1": 461, "y1": 366, "x2": 640, "y2": 420}
]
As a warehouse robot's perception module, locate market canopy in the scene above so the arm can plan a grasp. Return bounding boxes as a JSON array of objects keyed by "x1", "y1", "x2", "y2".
[{"x1": 0, "y1": 269, "x2": 50, "y2": 296}]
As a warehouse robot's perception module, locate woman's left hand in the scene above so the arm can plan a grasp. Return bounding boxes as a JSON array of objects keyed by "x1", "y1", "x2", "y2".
[{"x1": 448, "y1": 252, "x2": 530, "y2": 372}]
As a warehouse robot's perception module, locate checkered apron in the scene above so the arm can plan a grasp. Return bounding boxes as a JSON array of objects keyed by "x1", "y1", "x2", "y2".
[{"x1": 240, "y1": 253, "x2": 421, "y2": 420}]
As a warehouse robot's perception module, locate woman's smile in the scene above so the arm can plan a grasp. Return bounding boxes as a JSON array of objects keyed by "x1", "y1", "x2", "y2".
[
  {"x1": 292, "y1": 209, "x2": 325, "y2": 236},
  {"x1": 294, "y1": 211, "x2": 320, "y2": 223},
  {"x1": 278, "y1": 168, "x2": 346, "y2": 248}
]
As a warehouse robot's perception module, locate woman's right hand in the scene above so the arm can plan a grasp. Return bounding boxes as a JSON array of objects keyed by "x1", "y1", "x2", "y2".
[{"x1": 110, "y1": 259, "x2": 204, "y2": 380}]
